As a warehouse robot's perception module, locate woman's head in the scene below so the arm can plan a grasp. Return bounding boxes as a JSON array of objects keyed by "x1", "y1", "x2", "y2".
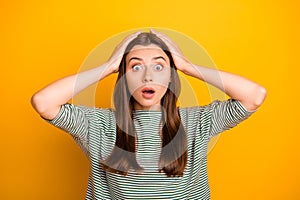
[
  {"x1": 101, "y1": 32, "x2": 187, "y2": 177},
  {"x1": 116, "y1": 32, "x2": 181, "y2": 110}
]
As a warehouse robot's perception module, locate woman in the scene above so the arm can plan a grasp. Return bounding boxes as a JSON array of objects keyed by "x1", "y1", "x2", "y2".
[{"x1": 31, "y1": 30, "x2": 266, "y2": 199}]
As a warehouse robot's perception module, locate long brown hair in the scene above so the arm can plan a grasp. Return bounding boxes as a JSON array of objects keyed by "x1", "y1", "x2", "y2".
[{"x1": 100, "y1": 32, "x2": 188, "y2": 177}]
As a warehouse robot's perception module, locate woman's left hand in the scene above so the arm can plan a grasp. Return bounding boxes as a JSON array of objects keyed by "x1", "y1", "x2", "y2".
[
  {"x1": 151, "y1": 30, "x2": 267, "y2": 111},
  {"x1": 150, "y1": 29, "x2": 193, "y2": 75}
]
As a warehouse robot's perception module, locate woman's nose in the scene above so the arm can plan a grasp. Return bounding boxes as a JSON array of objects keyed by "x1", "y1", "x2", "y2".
[{"x1": 142, "y1": 66, "x2": 153, "y2": 83}]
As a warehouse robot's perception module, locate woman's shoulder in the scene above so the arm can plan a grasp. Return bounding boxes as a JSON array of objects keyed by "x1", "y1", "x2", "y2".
[
  {"x1": 178, "y1": 104, "x2": 210, "y2": 122},
  {"x1": 59, "y1": 103, "x2": 116, "y2": 121},
  {"x1": 178, "y1": 100, "x2": 229, "y2": 120},
  {"x1": 178, "y1": 99, "x2": 240, "y2": 113},
  {"x1": 80, "y1": 105, "x2": 115, "y2": 117},
  {"x1": 179, "y1": 103, "x2": 211, "y2": 115}
]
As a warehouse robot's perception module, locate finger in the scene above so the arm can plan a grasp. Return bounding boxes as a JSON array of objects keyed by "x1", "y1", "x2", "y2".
[
  {"x1": 150, "y1": 29, "x2": 167, "y2": 39},
  {"x1": 151, "y1": 30, "x2": 174, "y2": 47},
  {"x1": 115, "y1": 31, "x2": 141, "y2": 53},
  {"x1": 150, "y1": 28, "x2": 156, "y2": 34},
  {"x1": 124, "y1": 31, "x2": 141, "y2": 42},
  {"x1": 150, "y1": 29, "x2": 164, "y2": 37},
  {"x1": 122, "y1": 31, "x2": 141, "y2": 48}
]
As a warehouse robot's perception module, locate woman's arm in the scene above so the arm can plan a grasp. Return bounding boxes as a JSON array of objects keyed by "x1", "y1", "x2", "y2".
[
  {"x1": 151, "y1": 29, "x2": 267, "y2": 111},
  {"x1": 31, "y1": 31, "x2": 140, "y2": 120},
  {"x1": 31, "y1": 65, "x2": 110, "y2": 120},
  {"x1": 182, "y1": 65, "x2": 267, "y2": 111}
]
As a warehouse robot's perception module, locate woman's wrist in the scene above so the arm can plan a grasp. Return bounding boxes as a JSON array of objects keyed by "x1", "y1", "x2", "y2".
[
  {"x1": 179, "y1": 63, "x2": 205, "y2": 80},
  {"x1": 97, "y1": 62, "x2": 115, "y2": 81}
]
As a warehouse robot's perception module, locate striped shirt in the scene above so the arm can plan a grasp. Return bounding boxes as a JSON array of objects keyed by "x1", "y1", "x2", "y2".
[{"x1": 46, "y1": 99, "x2": 254, "y2": 199}]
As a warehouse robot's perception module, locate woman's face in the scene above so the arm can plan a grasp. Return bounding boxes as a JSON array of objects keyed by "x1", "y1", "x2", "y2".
[{"x1": 125, "y1": 44, "x2": 171, "y2": 110}]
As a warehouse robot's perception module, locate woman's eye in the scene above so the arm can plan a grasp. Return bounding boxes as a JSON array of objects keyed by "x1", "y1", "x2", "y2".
[
  {"x1": 153, "y1": 64, "x2": 163, "y2": 71},
  {"x1": 132, "y1": 65, "x2": 143, "y2": 71}
]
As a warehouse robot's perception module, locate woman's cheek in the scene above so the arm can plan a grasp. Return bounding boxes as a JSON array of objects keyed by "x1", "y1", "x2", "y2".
[
  {"x1": 154, "y1": 71, "x2": 171, "y2": 87},
  {"x1": 126, "y1": 72, "x2": 142, "y2": 94}
]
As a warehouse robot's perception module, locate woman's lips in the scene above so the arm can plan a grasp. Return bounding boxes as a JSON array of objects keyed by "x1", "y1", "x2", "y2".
[{"x1": 141, "y1": 87, "x2": 155, "y2": 99}]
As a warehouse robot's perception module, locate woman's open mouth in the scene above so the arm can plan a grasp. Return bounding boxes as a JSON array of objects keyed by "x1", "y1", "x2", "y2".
[{"x1": 141, "y1": 87, "x2": 155, "y2": 99}]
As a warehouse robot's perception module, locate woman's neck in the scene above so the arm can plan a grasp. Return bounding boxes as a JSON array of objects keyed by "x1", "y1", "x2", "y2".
[{"x1": 133, "y1": 102, "x2": 162, "y2": 111}]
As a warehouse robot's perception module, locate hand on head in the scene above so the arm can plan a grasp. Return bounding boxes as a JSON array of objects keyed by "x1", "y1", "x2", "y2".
[
  {"x1": 150, "y1": 29, "x2": 192, "y2": 73},
  {"x1": 106, "y1": 31, "x2": 141, "y2": 74},
  {"x1": 107, "y1": 29, "x2": 192, "y2": 76}
]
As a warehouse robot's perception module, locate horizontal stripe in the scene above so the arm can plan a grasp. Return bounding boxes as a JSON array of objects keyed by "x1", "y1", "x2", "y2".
[{"x1": 46, "y1": 99, "x2": 254, "y2": 200}]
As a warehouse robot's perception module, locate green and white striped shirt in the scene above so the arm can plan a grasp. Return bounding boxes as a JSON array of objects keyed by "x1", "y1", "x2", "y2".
[{"x1": 46, "y1": 99, "x2": 254, "y2": 199}]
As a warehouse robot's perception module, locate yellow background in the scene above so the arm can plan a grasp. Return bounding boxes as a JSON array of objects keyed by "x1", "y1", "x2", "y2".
[{"x1": 1, "y1": 0, "x2": 299, "y2": 199}]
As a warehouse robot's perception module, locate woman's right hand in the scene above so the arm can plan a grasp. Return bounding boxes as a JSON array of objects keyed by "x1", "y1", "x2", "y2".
[
  {"x1": 31, "y1": 31, "x2": 140, "y2": 120},
  {"x1": 105, "y1": 31, "x2": 141, "y2": 74}
]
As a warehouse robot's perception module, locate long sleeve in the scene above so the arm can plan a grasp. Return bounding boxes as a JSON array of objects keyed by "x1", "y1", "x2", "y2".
[{"x1": 208, "y1": 99, "x2": 255, "y2": 138}]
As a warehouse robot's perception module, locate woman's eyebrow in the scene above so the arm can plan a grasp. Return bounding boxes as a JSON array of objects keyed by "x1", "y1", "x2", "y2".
[
  {"x1": 152, "y1": 56, "x2": 166, "y2": 61},
  {"x1": 128, "y1": 57, "x2": 143, "y2": 63},
  {"x1": 128, "y1": 56, "x2": 167, "y2": 63}
]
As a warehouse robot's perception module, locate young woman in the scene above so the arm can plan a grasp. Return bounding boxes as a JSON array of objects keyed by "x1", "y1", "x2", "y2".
[{"x1": 31, "y1": 30, "x2": 266, "y2": 199}]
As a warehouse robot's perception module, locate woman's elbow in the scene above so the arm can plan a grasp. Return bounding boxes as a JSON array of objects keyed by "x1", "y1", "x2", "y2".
[
  {"x1": 31, "y1": 92, "x2": 46, "y2": 114},
  {"x1": 240, "y1": 85, "x2": 267, "y2": 111},
  {"x1": 250, "y1": 85, "x2": 267, "y2": 110},
  {"x1": 255, "y1": 86, "x2": 267, "y2": 105},
  {"x1": 31, "y1": 92, "x2": 61, "y2": 120}
]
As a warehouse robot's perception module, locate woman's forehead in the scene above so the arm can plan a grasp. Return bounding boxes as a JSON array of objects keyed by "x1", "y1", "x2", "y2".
[
  {"x1": 127, "y1": 44, "x2": 169, "y2": 62},
  {"x1": 130, "y1": 44, "x2": 162, "y2": 51}
]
